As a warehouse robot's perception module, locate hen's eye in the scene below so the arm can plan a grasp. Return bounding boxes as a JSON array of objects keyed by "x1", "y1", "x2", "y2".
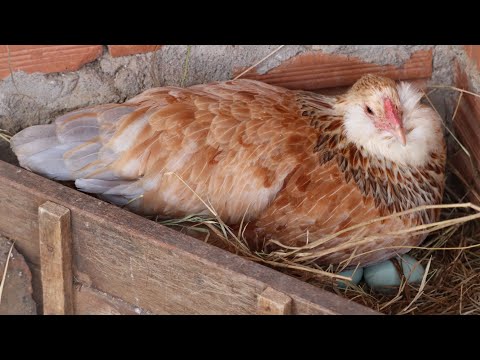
[{"x1": 366, "y1": 106, "x2": 374, "y2": 115}]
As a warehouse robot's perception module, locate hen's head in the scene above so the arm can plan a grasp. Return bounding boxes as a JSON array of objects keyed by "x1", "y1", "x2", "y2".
[{"x1": 340, "y1": 74, "x2": 443, "y2": 166}]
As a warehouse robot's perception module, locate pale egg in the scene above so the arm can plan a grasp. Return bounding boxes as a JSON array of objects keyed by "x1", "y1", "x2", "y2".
[
  {"x1": 336, "y1": 267, "x2": 364, "y2": 289},
  {"x1": 364, "y1": 254, "x2": 425, "y2": 293}
]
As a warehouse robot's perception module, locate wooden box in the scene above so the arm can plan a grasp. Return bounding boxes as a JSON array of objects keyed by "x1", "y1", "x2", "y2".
[{"x1": 0, "y1": 49, "x2": 435, "y2": 315}]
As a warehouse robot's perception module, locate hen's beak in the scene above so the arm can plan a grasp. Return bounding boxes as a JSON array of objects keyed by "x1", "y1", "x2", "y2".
[
  {"x1": 383, "y1": 98, "x2": 406, "y2": 146},
  {"x1": 390, "y1": 125, "x2": 407, "y2": 146}
]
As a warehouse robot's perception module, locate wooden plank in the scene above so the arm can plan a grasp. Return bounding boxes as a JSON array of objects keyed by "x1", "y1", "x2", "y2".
[
  {"x1": 257, "y1": 287, "x2": 292, "y2": 315},
  {"x1": 26, "y1": 262, "x2": 43, "y2": 314},
  {"x1": 0, "y1": 160, "x2": 378, "y2": 314},
  {"x1": 74, "y1": 285, "x2": 147, "y2": 315},
  {"x1": 452, "y1": 63, "x2": 480, "y2": 204},
  {"x1": 234, "y1": 49, "x2": 433, "y2": 90},
  {"x1": 39, "y1": 201, "x2": 74, "y2": 315}
]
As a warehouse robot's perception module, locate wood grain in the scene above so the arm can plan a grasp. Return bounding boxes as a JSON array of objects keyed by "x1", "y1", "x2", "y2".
[
  {"x1": 452, "y1": 63, "x2": 480, "y2": 204},
  {"x1": 257, "y1": 287, "x2": 292, "y2": 315},
  {"x1": 39, "y1": 201, "x2": 73, "y2": 315},
  {"x1": 234, "y1": 50, "x2": 433, "y2": 90},
  {"x1": 0, "y1": 160, "x2": 378, "y2": 314},
  {"x1": 74, "y1": 284, "x2": 146, "y2": 315}
]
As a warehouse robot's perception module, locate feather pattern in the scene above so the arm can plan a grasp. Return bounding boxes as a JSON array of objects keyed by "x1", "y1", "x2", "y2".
[{"x1": 10, "y1": 76, "x2": 446, "y2": 266}]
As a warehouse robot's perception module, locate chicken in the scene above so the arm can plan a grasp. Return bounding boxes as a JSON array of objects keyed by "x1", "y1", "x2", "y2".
[{"x1": 10, "y1": 74, "x2": 446, "y2": 266}]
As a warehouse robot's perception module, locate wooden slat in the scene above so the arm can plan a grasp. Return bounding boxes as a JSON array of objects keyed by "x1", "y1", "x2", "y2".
[
  {"x1": 0, "y1": 160, "x2": 378, "y2": 315},
  {"x1": 257, "y1": 287, "x2": 292, "y2": 315},
  {"x1": 74, "y1": 285, "x2": 146, "y2": 315},
  {"x1": 26, "y1": 263, "x2": 43, "y2": 313},
  {"x1": 452, "y1": 63, "x2": 480, "y2": 204},
  {"x1": 39, "y1": 201, "x2": 74, "y2": 315},
  {"x1": 235, "y1": 50, "x2": 432, "y2": 90}
]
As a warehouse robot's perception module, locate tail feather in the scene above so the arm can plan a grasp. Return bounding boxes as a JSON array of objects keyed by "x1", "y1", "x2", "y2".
[
  {"x1": 75, "y1": 178, "x2": 133, "y2": 193},
  {"x1": 11, "y1": 124, "x2": 71, "y2": 180},
  {"x1": 76, "y1": 178, "x2": 143, "y2": 211},
  {"x1": 10, "y1": 106, "x2": 146, "y2": 208},
  {"x1": 11, "y1": 136, "x2": 58, "y2": 158},
  {"x1": 64, "y1": 142, "x2": 102, "y2": 176},
  {"x1": 21, "y1": 141, "x2": 80, "y2": 181},
  {"x1": 11, "y1": 124, "x2": 57, "y2": 147},
  {"x1": 10, "y1": 124, "x2": 56, "y2": 149},
  {"x1": 57, "y1": 117, "x2": 100, "y2": 143}
]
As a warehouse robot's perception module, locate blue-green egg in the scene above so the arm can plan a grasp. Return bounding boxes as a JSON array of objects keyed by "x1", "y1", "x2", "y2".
[
  {"x1": 336, "y1": 267, "x2": 364, "y2": 289},
  {"x1": 400, "y1": 254, "x2": 425, "y2": 283},
  {"x1": 364, "y1": 254, "x2": 425, "y2": 293},
  {"x1": 364, "y1": 260, "x2": 401, "y2": 292}
]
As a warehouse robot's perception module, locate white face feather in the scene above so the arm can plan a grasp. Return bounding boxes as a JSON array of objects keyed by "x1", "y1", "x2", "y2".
[{"x1": 342, "y1": 81, "x2": 443, "y2": 167}]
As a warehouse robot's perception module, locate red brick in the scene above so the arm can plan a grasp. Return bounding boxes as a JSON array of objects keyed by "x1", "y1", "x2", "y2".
[
  {"x1": 464, "y1": 45, "x2": 480, "y2": 71},
  {"x1": 0, "y1": 45, "x2": 103, "y2": 80},
  {"x1": 108, "y1": 45, "x2": 161, "y2": 57},
  {"x1": 233, "y1": 50, "x2": 433, "y2": 91}
]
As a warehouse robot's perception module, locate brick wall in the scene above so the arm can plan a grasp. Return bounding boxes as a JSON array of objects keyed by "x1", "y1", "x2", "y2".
[
  {"x1": 0, "y1": 45, "x2": 161, "y2": 80},
  {"x1": 0, "y1": 45, "x2": 433, "y2": 86}
]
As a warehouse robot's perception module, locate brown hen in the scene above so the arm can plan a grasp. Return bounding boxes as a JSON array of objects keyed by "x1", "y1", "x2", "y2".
[{"x1": 10, "y1": 74, "x2": 446, "y2": 266}]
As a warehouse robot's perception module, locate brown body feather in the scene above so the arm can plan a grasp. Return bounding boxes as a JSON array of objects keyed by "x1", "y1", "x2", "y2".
[{"x1": 10, "y1": 78, "x2": 446, "y2": 266}]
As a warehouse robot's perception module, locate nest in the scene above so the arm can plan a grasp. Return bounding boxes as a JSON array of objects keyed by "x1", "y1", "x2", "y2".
[{"x1": 148, "y1": 170, "x2": 480, "y2": 315}]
